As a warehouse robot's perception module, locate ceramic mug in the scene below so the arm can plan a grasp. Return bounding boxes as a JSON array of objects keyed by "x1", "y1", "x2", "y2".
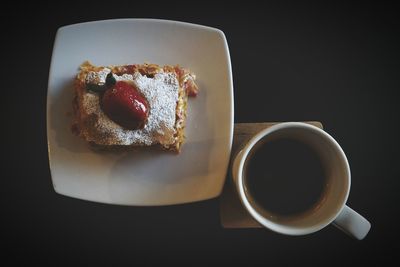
[{"x1": 232, "y1": 122, "x2": 371, "y2": 240}]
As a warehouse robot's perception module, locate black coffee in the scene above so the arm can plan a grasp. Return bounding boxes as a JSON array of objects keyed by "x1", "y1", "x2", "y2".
[{"x1": 244, "y1": 138, "x2": 326, "y2": 216}]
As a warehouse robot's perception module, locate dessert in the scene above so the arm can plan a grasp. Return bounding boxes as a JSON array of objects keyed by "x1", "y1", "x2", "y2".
[{"x1": 72, "y1": 61, "x2": 198, "y2": 152}]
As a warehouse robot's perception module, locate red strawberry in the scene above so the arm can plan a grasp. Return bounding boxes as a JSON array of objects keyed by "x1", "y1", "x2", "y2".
[{"x1": 102, "y1": 81, "x2": 149, "y2": 130}]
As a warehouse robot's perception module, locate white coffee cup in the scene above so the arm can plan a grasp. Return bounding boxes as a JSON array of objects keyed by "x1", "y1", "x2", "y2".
[{"x1": 232, "y1": 122, "x2": 371, "y2": 240}]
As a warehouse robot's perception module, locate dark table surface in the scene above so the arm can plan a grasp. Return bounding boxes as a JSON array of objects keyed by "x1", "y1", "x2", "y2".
[{"x1": 3, "y1": 2, "x2": 399, "y2": 265}]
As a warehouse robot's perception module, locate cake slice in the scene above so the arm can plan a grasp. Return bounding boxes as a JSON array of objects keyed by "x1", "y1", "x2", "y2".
[{"x1": 72, "y1": 61, "x2": 198, "y2": 152}]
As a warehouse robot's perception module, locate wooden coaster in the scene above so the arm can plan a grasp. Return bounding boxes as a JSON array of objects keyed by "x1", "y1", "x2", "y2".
[{"x1": 219, "y1": 121, "x2": 323, "y2": 228}]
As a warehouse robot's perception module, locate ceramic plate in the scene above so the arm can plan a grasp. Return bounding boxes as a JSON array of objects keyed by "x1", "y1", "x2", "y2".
[{"x1": 47, "y1": 19, "x2": 234, "y2": 205}]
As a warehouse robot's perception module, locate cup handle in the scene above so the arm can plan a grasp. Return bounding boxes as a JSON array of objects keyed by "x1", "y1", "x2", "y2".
[{"x1": 332, "y1": 205, "x2": 371, "y2": 240}]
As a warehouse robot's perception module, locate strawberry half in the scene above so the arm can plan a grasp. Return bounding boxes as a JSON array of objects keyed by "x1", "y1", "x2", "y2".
[{"x1": 102, "y1": 81, "x2": 149, "y2": 130}]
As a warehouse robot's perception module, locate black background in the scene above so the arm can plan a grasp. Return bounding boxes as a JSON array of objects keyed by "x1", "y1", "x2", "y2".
[{"x1": 2, "y1": 1, "x2": 399, "y2": 265}]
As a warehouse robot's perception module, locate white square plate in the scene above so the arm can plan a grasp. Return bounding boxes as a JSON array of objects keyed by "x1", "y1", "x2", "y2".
[{"x1": 47, "y1": 19, "x2": 234, "y2": 205}]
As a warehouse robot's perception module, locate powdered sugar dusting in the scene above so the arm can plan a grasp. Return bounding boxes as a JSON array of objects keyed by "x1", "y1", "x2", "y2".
[
  {"x1": 82, "y1": 68, "x2": 179, "y2": 146},
  {"x1": 86, "y1": 68, "x2": 111, "y2": 85}
]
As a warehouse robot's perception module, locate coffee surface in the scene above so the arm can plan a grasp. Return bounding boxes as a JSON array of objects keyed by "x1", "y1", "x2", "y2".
[{"x1": 245, "y1": 138, "x2": 326, "y2": 216}]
